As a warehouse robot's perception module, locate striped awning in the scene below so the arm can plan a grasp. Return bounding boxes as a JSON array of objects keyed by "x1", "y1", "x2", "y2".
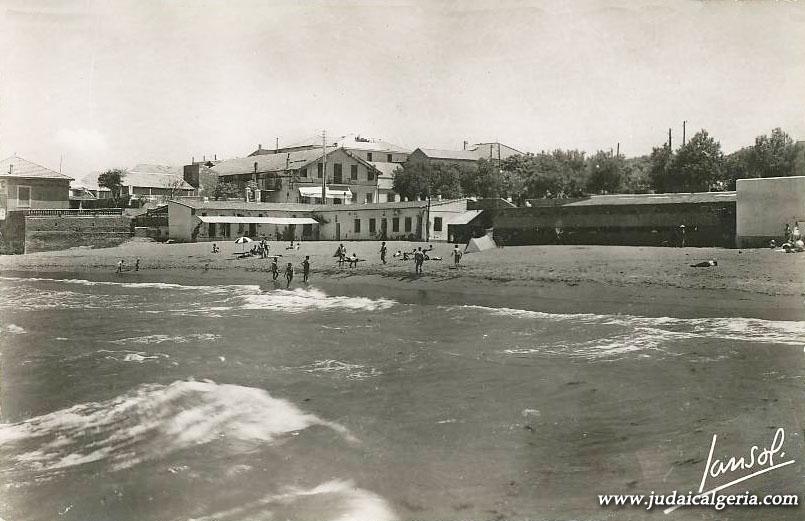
[
  {"x1": 298, "y1": 186, "x2": 353, "y2": 199},
  {"x1": 197, "y1": 216, "x2": 318, "y2": 225}
]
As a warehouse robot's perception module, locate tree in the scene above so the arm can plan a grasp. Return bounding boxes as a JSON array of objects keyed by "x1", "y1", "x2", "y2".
[
  {"x1": 211, "y1": 179, "x2": 242, "y2": 200},
  {"x1": 500, "y1": 150, "x2": 587, "y2": 199},
  {"x1": 723, "y1": 147, "x2": 754, "y2": 190},
  {"x1": 460, "y1": 158, "x2": 504, "y2": 198},
  {"x1": 162, "y1": 177, "x2": 188, "y2": 200},
  {"x1": 750, "y1": 127, "x2": 797, "y2": 179},
  {"x1": 585, "y1": 151, "x2": 625, "y2": 194},
  {"x1": 98, "y1": 169, "x2": 126, "y2": 204},
  {"x1": 668, "y1": 130, "x2": 724, "y2": 192},
  {"x1": 392, "y1": 161, "x2": 463, "y2": 200},
  {"x1": 622, "y1": 155, "x2": 652, "y2": 193}
]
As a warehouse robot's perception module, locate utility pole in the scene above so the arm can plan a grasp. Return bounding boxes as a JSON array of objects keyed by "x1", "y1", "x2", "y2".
[
  {"x1": 425, "y1": 175, "x2": 431, "y2": 242},
  {"x1": 616, "y1": 142, "x2": 620, "y2": 157},
  {"x1": 321, "y1": 130, "x2": 327, "y2": 204},
  {"x1": 275, "y1": 137, "x2": 279, "y2": 152},
  {"x1": 682, "y1": 120, "x2": 686, "y2": 146},
  {"x1": 668, "y1": 128, "x2": 672, "y2": 149}
]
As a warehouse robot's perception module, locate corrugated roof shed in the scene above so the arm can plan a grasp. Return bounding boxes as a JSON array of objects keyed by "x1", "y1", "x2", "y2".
[
  {"x1": 416, "y1": 148, "x2": 480, "y2": 161},
  {"x1": 0, "y1": 155, "x2": 73, "y2": 180},
  {"x1": 566, "y1": 192, "x2": 736, "y2": 206},
  {"x1": 122, "y1": 171, "x2": 194, "y2": 190}
]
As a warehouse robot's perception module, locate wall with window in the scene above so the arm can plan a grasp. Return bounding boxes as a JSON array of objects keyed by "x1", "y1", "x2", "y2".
[
  {"x1": 349, "y1": 150, "x2": 409, "y2": 163},
  {"x1": 0, "y1": 178, "x2": 70, "y2": 210},
  {"x1": 316, "y1": 206, "x2": 425, "y2": 241}
]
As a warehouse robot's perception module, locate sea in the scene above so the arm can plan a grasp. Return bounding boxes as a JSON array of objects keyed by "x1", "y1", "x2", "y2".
[{"x1": 0, "y1": 275, "x2": 802, "y2": 521}]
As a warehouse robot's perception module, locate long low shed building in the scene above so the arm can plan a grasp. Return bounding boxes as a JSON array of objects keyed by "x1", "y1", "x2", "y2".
[
  {"x1": 494, "y1": 192, "x2": 737, "y2": 247},
  {"x1": 168, "y1": 198, "x2": 474, "y2": 242},
  {"x1": 736, "y1": 175, "x2": 805, "y2": 247}
]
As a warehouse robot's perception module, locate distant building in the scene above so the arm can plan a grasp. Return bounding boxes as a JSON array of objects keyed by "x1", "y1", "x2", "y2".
[
  {"x1": 736, "y1": 175, "x2": 805, "y2": 247},
  {"x1": 211, "y1": 147, "x2": 384, "y2": 205},
  {"x1": 0, "y1": 155, "x2": 72, "y2": 211},
  {"x1": 122, "y1": 164, "x2": 196, "y2": 203},
  {"x1": 250, "y1": 133, "x2": 410, "y2": 164},
  {"x1": 183, "y1": 155, "x2": 223, "y2": 197},
  {"x1": 408, "y1": 142, "x2": 524, "y2": 169},
  {"x1": 167, "y1": 198, "x2": 475, "y2": 243}
]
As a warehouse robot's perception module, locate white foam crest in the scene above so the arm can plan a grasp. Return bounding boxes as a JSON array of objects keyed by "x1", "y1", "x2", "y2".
[
  {"x1": 454, "y1": 305, "x2": 805, "y2": 346},
  {"x1": 241, "y1": 288, "x2": 396, "y2": 313},
  {"x1": 109, "y1": 333, "x2": 220, "y2": 345},
  {"x1": 0, "y1": 380, "x2": 352, "y2": 472},
  {"x1": 2, "y1": 324, "x2": 26, "y2": 334},
  {"x1": 292, "y1": 360, "x2": 382, "y2": 380},
  {"x1": 189, "y1": 479, "x2": 396, "y2": 521},
  {"x1": 0, "y1": 276, "x2": 259, "y2": 295}
]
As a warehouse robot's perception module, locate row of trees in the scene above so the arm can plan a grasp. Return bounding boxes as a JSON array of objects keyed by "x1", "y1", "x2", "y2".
[{"x1": 392, "y1": 127, "x2": 801, "y2": 201}]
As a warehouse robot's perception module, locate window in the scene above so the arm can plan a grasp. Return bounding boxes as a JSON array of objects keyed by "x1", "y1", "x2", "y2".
[
  {"x1": 333, "y1": 163, "x2": 342, "y2": 183},
  {"x1": 369, "y1": 218, "x2": 376, "y2": 233},
  {"x1": 433, "y1": 217, "x2": 443, "y2": 232},
  {"x1": 317, "y1": 164, "x2": 323, "y2": 178},
  {"x1": 350, "y1": 164, "x2": 358, "y2": 180},
  {"x1": 354, "y1": 219, "x2": 361, "y2": 233},
  {"x1": 367, "y1": 152, "x2": 373, "y2": 161},
  {"x1": 387, "y1": 193, "x2": 395, "y2": 203},
  {"x1": 365, "y1": 193, "x2": 373, "y2": 203},
  {"x1": 17, "y1": 186, "x2": 31, "y2": 207},
  {"x1": 368, "y1": 170, "x2": 374, "y2": 181},
  {"x1": 300, "y1": 167, "x2": 307, "y2": 178},
  {"x1": 404, "y1": 217, "x2": 412, "y2": 232},
  {"x1": 221, "y1": 223, "x2": 231, "y2": 237},
  {"x1": 387, "y1": 154, "x2": 392, "y2": 162},
  {"x1": 392, "y1": 217, "x2": 399, "y2": 232},
  {"x1": 208, "y1": 223, "x2": 216, "y2": 237}
]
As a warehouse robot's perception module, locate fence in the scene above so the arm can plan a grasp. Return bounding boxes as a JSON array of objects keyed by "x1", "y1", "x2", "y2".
[{"x1": 24, "y1": 208, "x2": 124, "y2": 216}]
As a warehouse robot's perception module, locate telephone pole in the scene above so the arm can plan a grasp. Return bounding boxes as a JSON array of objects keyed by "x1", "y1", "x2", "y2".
[
  {"x1": 321, "y1": 130, "x2": 327, "y2": 204},
  {"x1": 668, "y1": 128, "x2": 672, "y2": 149},
  {"x1": 682, "y1": 120, "x2": 686, "y2": 146}
]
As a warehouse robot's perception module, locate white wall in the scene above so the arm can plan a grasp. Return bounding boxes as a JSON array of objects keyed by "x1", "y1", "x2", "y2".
[{"x1": 736, "y1": 176, "x2": 805, "y2": 244}]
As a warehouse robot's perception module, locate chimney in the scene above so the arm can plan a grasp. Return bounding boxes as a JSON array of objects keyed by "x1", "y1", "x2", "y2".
[
  {"x1": 192, "y1": 156, "x2": 195, "y2": 163},
  {"x1": 214, "y1": 154, "x2": 217, "y2": 161},
  {"x1": 8, "y1": 163, "x2": 13, "y2": 175},
  {"x1": 463, "y1": 140, "x2": 468, "y2": 150},
  {"x1": 258, "y1": 144, "x2": 262, "y2": 151}
]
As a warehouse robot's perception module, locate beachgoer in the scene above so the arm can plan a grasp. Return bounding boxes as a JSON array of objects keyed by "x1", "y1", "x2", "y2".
[
  {"x1": 452, "y1": 244, "x2": 462, "y2": 266},
  {"x1": 348, "y1": 253, "x2": 359, "y2": 268},
  {"x1": 784, "y1": 223, "x2": 792, "y2": 243},
  {"x1": 284, "y1": 262, "x2": 294, "y2": 288},
  {"x1": 413, "y1": 247, "x2": 424, "y2": 274},
  {"x1": 769, "y1": 239, "x2": 777, "y2": 249},
  {"x1": 212, "y1": 243, "x2": 220, "y2": 253},
  {"x1": 690, "y1": 260, "x2": 717, "y2": 267},
  {"x1": 337, "y1": 243, "x2": 347, "y2": 267},
  {"x1": 135, "y1": 258, "x2": 140, "y2": 271},
  {"x1": 116, "y1": 259, "x2": 124, "y2": 273},
  {"x1": 679, "y1": 225, "x2": 686, "y2": 248},
  {"x1": 793, "y1": 225, "x2": 801, "y2": 242},
  {"x1": 380, "y1": 241, "x2": 387, "y2": 264},
  {"x1": 795, "y1": 239, "x2": 805, "y2": 252},
  {"x1": 270, "y1": 258, "x2": 279, "y2": 280},
  {"x1": 302, "y1": 256, "x2": 310, "y2": 283}
]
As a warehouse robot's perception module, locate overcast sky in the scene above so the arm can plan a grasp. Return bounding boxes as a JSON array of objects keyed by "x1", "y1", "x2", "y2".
[{"x1": 1, "y1": 0, "x2": 803, "y2": 177}]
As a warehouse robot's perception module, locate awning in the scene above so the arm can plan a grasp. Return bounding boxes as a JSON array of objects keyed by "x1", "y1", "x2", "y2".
[
  {"x1": 446, "y1": 210, "x2": 483, "y2": 225},
  {"x1": 298, "y1": 186, "x2": 353, "y2": 199},
  {"x1": 198, "y1": 216, "x2": 318, "y2": 225}
]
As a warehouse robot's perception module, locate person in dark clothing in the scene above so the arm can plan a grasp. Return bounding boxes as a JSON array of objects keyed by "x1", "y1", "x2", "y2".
[
  {"x1": 284, "y1": 262, "x2": 294, "y2": 288},
  {"x1": 380, "y1": 241, "x2": 387, "y2": 264},
  {"x1": 270, "y1": 258, "x2": 279, "y2": 280},
  {"x1": 135, "y1": 258, "x2": 140, "y2": 271},
  {"x1": 413, "y1": 247, "x2": 424, "y2": 274},
  {"x1": 302, "y1": 256, "x2": 310, "y2": 283}
]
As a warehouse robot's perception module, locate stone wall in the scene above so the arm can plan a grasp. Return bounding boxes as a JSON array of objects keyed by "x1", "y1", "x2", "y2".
[{"x1": 24, "y1": 215, "x2": 132, "y2": 253}]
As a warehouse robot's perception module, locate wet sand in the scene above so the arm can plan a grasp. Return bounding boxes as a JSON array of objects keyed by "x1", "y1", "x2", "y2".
[{"x1": 1, "y1": 240, "x2": 803, "y2": 321}]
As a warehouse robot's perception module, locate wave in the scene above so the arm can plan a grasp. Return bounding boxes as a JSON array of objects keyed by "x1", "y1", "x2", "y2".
[
  {"x1": 452, "y1": 305, "x2": 805, "y2": 347},
  {"x1": 1, "y1": 324, "x2": 26, "y2": 334},
  {"x1": 0, "y1": 380, "x2": 353, "y2": 473},
  {"x1": 0, "y1": 276, "x2": 260, "y2": 295},
  {"x1": 109, "y1": 333, "x2": 220, "y2": 345},
  {"x1": 291, "y1": 360, "x2": 383, "y2": 380},
  {"x1": 240, "y1": 288, "x2": 396, "y2": 313}
]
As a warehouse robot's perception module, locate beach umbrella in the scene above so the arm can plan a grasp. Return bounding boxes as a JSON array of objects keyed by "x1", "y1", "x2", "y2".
[{"x1": 234, "y1": 236, "x2": 253, "y2": 253}]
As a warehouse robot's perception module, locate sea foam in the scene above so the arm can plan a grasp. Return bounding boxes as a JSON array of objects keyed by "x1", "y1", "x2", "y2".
[{"x1": 0, "y1": 380, "x2": 353, "y2": 472}]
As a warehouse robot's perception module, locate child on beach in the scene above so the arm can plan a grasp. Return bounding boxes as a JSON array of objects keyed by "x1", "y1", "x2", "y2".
[
  {"x1": 413, "y1": 247, "x2": 424, "y2": 274},
  {"x1": 135, "y1": 258, "x2": 140, "y2": 271},
  {"x1": 270, "y1": 258, "x2": 279, "y2": 280},
  {"x1": 284, "y1": 262, "x2": 294, "y2": 288},
  {"x1": 452, "y1": 244, "x2": 462, "y2": 266},
  {"x1": 302, "y1": 256, "x2": 310, "y2": 283},
  {"x1": 380, "y1": 241, "x2": 387, "y2": 264},
  {"x1": 116, "y1": 259, "x2": 124, "y2": 273}
]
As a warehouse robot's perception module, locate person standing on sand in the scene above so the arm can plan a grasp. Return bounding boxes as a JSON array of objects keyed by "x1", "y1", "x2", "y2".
[
  {"x1": 270, "y1": 258, "x2": 279, "y2": 280},
  {"x1": 413, "y1": 247, "x2": 424, "y2": 274},
  {"x1": 135, "y1": 258, "x2": 140, "y2": 271},
  {"x1": 284, "y1": 262, "x2": 294, "y2": 288},
  {"x1": 116, "y1": 259, "x2": 124, "y2": 273},
  {"x1": 452, "y1": 244, "x2": 462, "y2": 266},
  {"x1": 302, "y1": 256, "x2": 310, "y2": 283},
  {"x1": 380, "y1": 241, "x2": 387, "y2": 264}
]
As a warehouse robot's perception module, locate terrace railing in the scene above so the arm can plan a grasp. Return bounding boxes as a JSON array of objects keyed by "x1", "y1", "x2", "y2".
[{"x1": 24, "y1": 208, "x2": 124, "y2": 216}]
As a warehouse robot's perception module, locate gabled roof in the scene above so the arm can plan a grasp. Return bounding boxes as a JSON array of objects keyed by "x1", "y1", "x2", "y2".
[
  {"x1": 0, "y1": 155, "x2": 73, "y2": 180},
  {"x1": 212, "y1": 147, "x2": 381, "y2": 177},
  {"x1": 121, "y1": 171, "x2": 195, "y2": 190},
  {"x1": 415, "y1": 148, "x2": 480, "y2": 161},
  {"x1": 368, "y1": 161, "x2": 402, "y2": 178},
  {"x1": 252, "y1": 133, "x2": 410, "y2": 156}
]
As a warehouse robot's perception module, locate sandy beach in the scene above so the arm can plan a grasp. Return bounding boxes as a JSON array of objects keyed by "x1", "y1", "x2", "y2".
[{"x1": 1, "y1": 240, "x2": 803, "y2": 321}]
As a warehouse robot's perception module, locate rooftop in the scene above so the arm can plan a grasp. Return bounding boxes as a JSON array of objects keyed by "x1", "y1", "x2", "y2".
[
  {"x1": 0, "y1": 155, "x2": 73, "y2": 180},
  {"x1": 122, "y1": 171, "x2": 195, "y2": 190},
  {"x1": 213, "y1": 147, "x2": 381, "y2": 177},
  {"x1": 253, "y1": 133, "x2": 410, "y2": 155},
  {"x1": 171, "y1": 198, "x2": 467, "y2": 213},
  {"x1": 565, "y1": 192, "x2": 737, "y2": 206}
]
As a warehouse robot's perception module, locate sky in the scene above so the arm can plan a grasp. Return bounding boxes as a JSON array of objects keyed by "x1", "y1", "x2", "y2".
[{"x1": 1, "y1": 0, "x2": 804, "y2": 178}]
